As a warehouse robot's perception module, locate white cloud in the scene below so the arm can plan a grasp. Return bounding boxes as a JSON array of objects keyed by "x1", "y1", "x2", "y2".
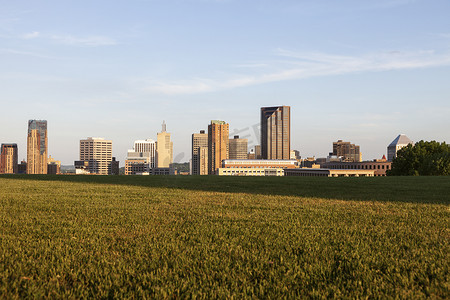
[
  {"x1": 141, "y1": 48, "x2": 450, "y2": 95},
  {"x1": 22, "y1": 31, "x2": 40, "y2": 39},
  {"x1": 50, "y1": 35, "x2": 117, "y2": 47}
]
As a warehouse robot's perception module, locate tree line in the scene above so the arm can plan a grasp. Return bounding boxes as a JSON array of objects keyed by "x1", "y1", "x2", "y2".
[{"x1": 388, "y1": 140, "x2": 450, "y2": 176}]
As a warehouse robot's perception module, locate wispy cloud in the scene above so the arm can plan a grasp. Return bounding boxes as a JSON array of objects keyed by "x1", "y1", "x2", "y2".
[
  {"x1": 50, "y1": 34, "x2": 117, "y2": 47},
  {"x1": 20, "y1": 31, "x2": 117, "y2": 47},
  {"x1": 141, "y1": 48, "x2": 450, "y2": 95}
]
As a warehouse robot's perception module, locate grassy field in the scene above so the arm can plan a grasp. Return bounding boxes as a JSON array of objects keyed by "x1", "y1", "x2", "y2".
[{"x1": 0, "y1": 175, "x2": 449, "y2": 298}]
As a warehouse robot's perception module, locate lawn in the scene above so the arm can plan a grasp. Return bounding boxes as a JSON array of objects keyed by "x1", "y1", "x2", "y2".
[{"x1": 0, "y1": 175, "x2": 449, "y2": 298}]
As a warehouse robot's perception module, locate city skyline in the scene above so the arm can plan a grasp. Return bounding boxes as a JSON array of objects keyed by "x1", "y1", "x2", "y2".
[{"x1": 1, "y1": 1, "x2": 450, "y2": 164}]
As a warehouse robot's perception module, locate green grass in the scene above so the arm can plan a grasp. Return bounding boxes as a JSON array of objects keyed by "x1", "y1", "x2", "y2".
[{"x1": 0, "y1": 175, "x2": 449, "y2": 298}]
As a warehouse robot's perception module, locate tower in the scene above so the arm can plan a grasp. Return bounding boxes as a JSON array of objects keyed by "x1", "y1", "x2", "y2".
[
  {"x1": 0, "y1": 144, "x2": 18, "y2": 174},
  {"x1": 260, "y1": 106, "x2": 290, "y2": 160},
  {"x1": 156, "y1": 121, "x2": 173, "y2": 168},
  {"x1": 229, "y1": 135, "x2": 248, "y2": 160},
  {"x1": 27, "y1": 120, "x2": 48, "y2": 174},
  {"x1": 79, "y1": 137, "x2": 113, "y2": 175},
  {"x1": 208, "y1": 120, "x2": 229, "y2": 175}
]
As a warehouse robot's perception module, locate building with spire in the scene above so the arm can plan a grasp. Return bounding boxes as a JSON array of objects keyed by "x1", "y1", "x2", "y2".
[
  {"x1": 27, "y1": 120, "x2": 48, "y2": 174},
  {"x1": 156, "y1": 121, "x2": 173, "y2": 168},
  {"x1": 387, "y1": 134, "x2": 413, "y2": 161}
]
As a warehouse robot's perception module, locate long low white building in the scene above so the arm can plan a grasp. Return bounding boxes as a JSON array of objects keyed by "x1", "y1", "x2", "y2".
[
  {"x1": 284, "y1": 168, "x2": 375, "y2": 177},
  {"x1": 217, "y1": 167, "x2": 284, "y2": 176}
]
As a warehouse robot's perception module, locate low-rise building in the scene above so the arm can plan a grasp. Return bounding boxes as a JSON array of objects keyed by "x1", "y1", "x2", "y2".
[
  {"x1": 218, "y1": 167, "x2": 284, "y2": 176},
  {"x1": 284, "y1": 168, "x2": 375, "y2": 177},
  {"x1": 222, "y1": 159, "x2": 298, "y2": 169},
  {"x1": 320, "y1": 159, "x2": 391, "y2": 176}
]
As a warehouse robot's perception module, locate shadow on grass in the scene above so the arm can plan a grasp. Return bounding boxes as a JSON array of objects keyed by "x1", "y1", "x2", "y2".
[{"x1": 1, "y1": 174, "x2": 449, "y2": 204}]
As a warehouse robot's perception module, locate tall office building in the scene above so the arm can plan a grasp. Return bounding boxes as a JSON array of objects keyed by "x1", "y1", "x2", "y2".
[
  {"x1": 332, "y1": 140, "x2": 361, "y2": 162},
  {"x1": 192, "y1": 130, "x2": 208, "y2": 175},
  {"x1": 208, "y1": 120, "x2": 229, "y2": 175},
  {"x1": 156, "y1": 121, "x2": 173, "y2": 168},
  {"x1": 0, "y1": 144, "x2": 18, "y2": 174},
  {"x1": 387, "y1": 134, "x2": 413, "y2": 161},
  {"x1": 27, "y1": 120, "x2": 48, "y2": 174},
  {"x1": 125, "y1": 139, "x2": 156, "y2": 175},
  {"x1": 79, "y1": 137, "x2": 112, "y2": 175},
  {"x1": 229, "y1": 135, "x2": 248, "y2": 160},
  {"x1": 261, "y1": 106, "x2": 290, "y2": 160}
]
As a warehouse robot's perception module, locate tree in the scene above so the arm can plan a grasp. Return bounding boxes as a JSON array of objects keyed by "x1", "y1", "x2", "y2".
[{"x1": 388, "y1": 140, "x2": 450, "y2": 176}]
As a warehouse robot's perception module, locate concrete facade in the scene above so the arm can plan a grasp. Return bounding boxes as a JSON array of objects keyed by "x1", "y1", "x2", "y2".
[
  {"x1": 387, "y1": 134, "x2": 413, "y2": 161},
  {"x1": 284, "y1": 168, "x2": 375, "y2": 177},
  {"x1": 217, "y1": 167, "x2": 284, "y2": 176},
  {"x1": 79, "y1": 137, "x2": 112, "y2": 175},
  {"x1": 320, "y1": 160, "x2": 392, "y2": 176},
  {"x1": 222, "y1": 159, "x2": 298, "y2": 169},
  {"x1": 229, "y1": 135, "x2": 248, "y2": 160}
]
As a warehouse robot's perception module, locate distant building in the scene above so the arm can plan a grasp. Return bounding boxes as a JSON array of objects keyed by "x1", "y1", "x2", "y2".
[
  {"x1": 218, "y1": 167, "x2": 284, "y2": 176},
  {"x1": 47, "y1": 155, "x2": 61, "y2": 175},
  {"x1": 261, "y1": 106, "x2": 290, "y2": 160},
  {"x1": 156, "y1": 121, "x2": 173, "y2": 168},
  {"x1": 192, "y1": 130, "x2": 208, "y2": 175},
  {"x1": 290, "y1": 150, "x2": 300, "y2": 161},
  {"x1": 0, "y1": 144, "x2": 18, "y2": 174},
  {"x1": 78, "y1": 137, "x2": 112, "y2": 175},
  {"x1": 125, "y1": 139, "x2": 156, "y2": 175},
  {"x1": 18, "y1": 160, "x2": 27, "y2": 174},
  {"x1": 222, "y1": 159, "x2": 298, "y2": 169},
  {"x1": 320, "y1": 159, "x2": 391, "y2": 176},
  {"x1": 27, "y1": 120, "x2": 48, "y2": 174},
  {"x1": 229, "y1": 135, "x2": 248, "y2": 160},
  {"x1": 284, "y1": 168, "x2": 375, "y2": 177},
  {"x1": 208, "y1": 120, "x2": 229, "y2": 175},
  {"x1": 254, "y1": 145, "x2": 262, "y2": 159},
  {"x1": 332, "y1": 140, "x2": 361, "y2": 162},
  {"x1": 111, "y1": 157, "x2": 120, "y2": 175},
  {"x1": 387, "y1": 134, "x2": 413, "y2": 161}
]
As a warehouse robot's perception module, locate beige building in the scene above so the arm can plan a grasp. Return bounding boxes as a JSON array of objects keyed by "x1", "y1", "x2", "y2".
[
  {"x1": 79, "y1": 137, "x2": 112, "y2": 175},
  {"x1": 156, "y1": 121, "x2": 173, "y2": 168},
  {"x1": 321, "y1": 159, "x2": 392, "y2": 176},
  {"x1": 332, "y1": 140, "x2": 361, "y2": 162},
  {"x1": 0, "y1": 144, "x2": 18, "y2": 174},
  {"x1": 222, "y1": 159, "x2": 298, "y2": 169},
  {"x1": 261, "y1": 106, "x2": 290, "y2": 160},
  {"x1": 229, "y1": 135, "x2": 248, "y2": 160},
  {"x1": 208, "y1": 120, "x2": 229, "y2": 175},
  {"x1": 192, "y1": 130, "x2": 208, "y2": 175},
  {"x1": 47, "y1": 155, "x2": 61, "y2": 174},
  {"x1": 27, "y1": 120, "x2": 48, "y2": 174},
  {"x1": 218, "y1": 167, "x2": 284, "y2": 176}
]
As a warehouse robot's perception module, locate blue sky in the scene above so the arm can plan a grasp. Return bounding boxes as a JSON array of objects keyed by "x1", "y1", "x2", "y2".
[{"x1": 1, "y1": 0, "x2": 450, "y2": 165}]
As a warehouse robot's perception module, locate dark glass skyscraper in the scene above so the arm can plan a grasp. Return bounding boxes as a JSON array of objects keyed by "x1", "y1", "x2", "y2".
[{"x1": 260, "y1": 106, "x2": 290, "y2": 160}]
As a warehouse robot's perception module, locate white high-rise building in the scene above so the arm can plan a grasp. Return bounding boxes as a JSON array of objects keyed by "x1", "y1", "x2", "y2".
[{"x1": 125, "y1": 139, "x2": 156, "y2": 175}]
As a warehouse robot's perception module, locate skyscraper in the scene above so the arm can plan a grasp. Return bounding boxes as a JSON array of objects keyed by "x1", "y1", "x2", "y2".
[
  {"x1": 208, "y1": 120, "x2": 229, "y2": 175},
  {"x1": 229, "y1": 135, "x2": 248, "y2": 160},
  {"x1": 27, "y1": 120, "x2": 48, "y2": 174},
  {"x1": 0, "y1": 144, "x2": 18, "y2": 174},
  {"x1": 79, "y1": 137, "x2": 112, "y2": 175},
  {"x1": 192, "y1": 130, "x2": 208, "y2": 175},
  {"x1": 260, "y1": 106, "x2": 290, "y2": 160},
  {"x1": 156, "y1": 121, "x2": 173, "y2": 168}
]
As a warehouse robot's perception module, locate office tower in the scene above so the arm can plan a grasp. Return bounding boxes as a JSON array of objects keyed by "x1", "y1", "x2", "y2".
[
  {"x1": 111, "y1": 157, "x2": 120, "y2": 175},
  {"x1": 208, "y1": 120, "x2": 229, "y2": 175},
  {"x1": 27, "y1": 120, "x2": 48, "y2": 174},
  {"x1": 332, "y1": 140, "x2": 361, "y2": 162},
  {"x1": 387, "y1": 134, "x2": 413, "y2": 161},
  {"x1": 79, "y1": 137, "x2": 112, "y2": 175},
  {"x1": 192, "y1": 130, "x2": 208, "y2": 175},
  {"x1": 0, "y1": 144, "x2": 18, "y2": 174},
  {"x1": 156, "y1": 121, "x2": 173, "y2": 168},
  {"x1": 229, "y1": 135, "x2": 248, "y2": 160},
  {"x1": 125, "y1": 139, "x2": 156, "y2": 175},
  {"x1": 254, "y1": 145, "x2": 262, "y2": 159},
  {"x1": 261, "y1": 106, "x2": 290, "y2": 160}
]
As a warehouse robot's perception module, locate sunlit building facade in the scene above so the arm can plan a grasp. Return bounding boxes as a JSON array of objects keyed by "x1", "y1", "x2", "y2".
[{"x1": 27, "y1": 120, "x2": 48, "y2": 174}]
